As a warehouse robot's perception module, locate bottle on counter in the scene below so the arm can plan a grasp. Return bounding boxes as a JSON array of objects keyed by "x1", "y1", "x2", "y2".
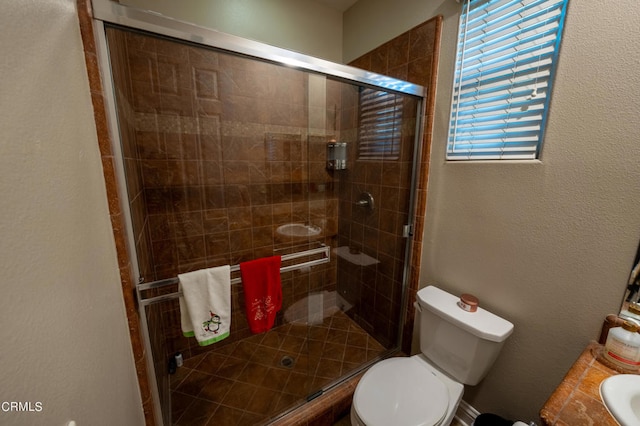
[
  {"x1": 620, "y1": 302, "x2": 640, "y2": 322},
  {"x1": 604, "y1": 320, "x2": 640, "y2": 370}
]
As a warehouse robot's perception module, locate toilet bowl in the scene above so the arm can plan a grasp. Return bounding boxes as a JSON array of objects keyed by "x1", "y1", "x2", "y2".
[
  {"x1": 351, "y1": 355, "x2": 463, "y2": 426},
  {"x1": 350, "y1": 285, "x2": 514, "y2": 426}
]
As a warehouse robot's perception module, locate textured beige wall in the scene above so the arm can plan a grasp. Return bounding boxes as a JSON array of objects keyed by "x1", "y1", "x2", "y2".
[
  {"x1": 346, "y1": 0, "x2": 640, "y2": 421},
  {"x1": 0, "y1": 1, "x2": 145, "y2": 425},
  {"x1": 120, "y1": 0, "x2": 344, "y2": 62}
]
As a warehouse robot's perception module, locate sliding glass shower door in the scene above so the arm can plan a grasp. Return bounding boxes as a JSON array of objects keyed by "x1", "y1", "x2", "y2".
[{"x1": 104, "y1": 19, "x2": 422, "y2": 424}]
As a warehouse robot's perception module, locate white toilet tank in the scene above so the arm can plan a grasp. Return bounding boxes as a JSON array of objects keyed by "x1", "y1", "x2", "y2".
[{"x1": 416, "y1": 286, "x2": 514, "y2": 386}]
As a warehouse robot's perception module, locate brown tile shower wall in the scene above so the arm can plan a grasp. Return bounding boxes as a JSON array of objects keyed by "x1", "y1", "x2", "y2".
[
  {"x1": 106, "y1": 28, "x2": 342, "y2": 360},
  {"x1": 105, "y1": 29, "x2": 156, "y2": 281},
  {"x1": 348, "y1": 16, "x2": 442, "y2": 353}
]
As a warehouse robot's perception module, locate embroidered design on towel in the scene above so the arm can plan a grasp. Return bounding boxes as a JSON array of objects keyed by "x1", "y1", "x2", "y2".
[
  {"x1": 250, "y1": 296, "x2": 277, "y2": 322},
  {"x1": 202, "y1": 311, "x2": 222, "y2": 334}
]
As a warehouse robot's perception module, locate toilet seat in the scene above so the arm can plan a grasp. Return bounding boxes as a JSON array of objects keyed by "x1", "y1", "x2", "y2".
[{"x1": 353, "y1": 357, "x2": 450, "y2": 426}]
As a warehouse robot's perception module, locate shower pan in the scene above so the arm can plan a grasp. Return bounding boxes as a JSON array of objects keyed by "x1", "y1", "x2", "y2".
[{"x1": 92, "y1": 2, "x2": 426, "y2": 424}]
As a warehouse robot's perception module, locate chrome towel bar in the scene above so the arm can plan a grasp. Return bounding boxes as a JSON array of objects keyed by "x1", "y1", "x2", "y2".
[{"x1": 136, "y1": 244, "x2": 330, "y2": 307}]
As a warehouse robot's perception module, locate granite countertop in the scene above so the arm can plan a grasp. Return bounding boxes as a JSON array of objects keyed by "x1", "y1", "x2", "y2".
[{"x1": 540, "y1": 341, "x2": 622, "y2": 425}]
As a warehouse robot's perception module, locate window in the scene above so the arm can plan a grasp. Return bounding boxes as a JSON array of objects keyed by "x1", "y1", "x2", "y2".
[
  {"x1": 447, "y1": 0, "x2": 569, "y2": 160},
  {"x1": 358, "y1": 88, "x2": 403, "y2": 160}
]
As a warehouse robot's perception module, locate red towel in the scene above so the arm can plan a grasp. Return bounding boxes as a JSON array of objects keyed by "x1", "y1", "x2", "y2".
[{"x1": 239, "y1": 256, "x2": 282, "y2": 333}]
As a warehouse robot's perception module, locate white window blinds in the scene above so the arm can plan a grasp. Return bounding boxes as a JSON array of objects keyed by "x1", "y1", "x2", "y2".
[
  {"x1": 447, "y1": 0, "x2": 569, "y2": 160},
  {"x1": 358, "y1": 88, "x2": 403, "y2": 160}
]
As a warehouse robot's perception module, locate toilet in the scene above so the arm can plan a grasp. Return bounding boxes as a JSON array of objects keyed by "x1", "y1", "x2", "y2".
[{"x1": 351, "y1": 285, "x2": 514, "y2": 426}]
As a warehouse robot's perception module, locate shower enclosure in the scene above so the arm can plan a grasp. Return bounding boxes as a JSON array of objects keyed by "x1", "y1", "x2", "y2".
[{"x1": 96, "y1": 3, "x2": 425, "y2": 424}]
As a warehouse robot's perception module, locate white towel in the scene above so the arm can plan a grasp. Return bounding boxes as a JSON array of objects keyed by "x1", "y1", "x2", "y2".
[{"x1": 178, "y1": 265, "x2": 231, "y2": 346}]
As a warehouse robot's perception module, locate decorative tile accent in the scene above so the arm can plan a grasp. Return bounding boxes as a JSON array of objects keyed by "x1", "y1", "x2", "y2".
[{"x1": 194, "y1": 68, "x2": 219, "y2": 100}]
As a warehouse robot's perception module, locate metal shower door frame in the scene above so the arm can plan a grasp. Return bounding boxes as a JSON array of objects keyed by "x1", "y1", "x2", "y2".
[{"x1": 90, "y1": 1, "x2": 427, "y2": 423}]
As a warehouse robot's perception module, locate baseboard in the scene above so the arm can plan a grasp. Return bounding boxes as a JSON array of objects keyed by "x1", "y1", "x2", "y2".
[{"x1": 454, "y1": 399, "x2": 480, "y2": 426}]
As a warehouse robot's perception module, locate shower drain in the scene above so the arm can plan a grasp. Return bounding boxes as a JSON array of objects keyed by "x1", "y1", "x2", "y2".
[{"x1": 280, "y1": 355, "x2": 295, "y2": 368}]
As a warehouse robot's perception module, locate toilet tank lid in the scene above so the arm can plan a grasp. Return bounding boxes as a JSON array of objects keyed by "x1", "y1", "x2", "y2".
[{"x1": 417, "y1": 286, "x2": 514, "y2": 342}]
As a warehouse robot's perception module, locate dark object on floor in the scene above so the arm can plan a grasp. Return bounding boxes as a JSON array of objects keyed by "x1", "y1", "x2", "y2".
[
  {"x1": 473, "y1": 413, "x2": 514, "y2": 426},
  {"x1": 168, "y1": 357, "x2": 177, "y2": 375}
]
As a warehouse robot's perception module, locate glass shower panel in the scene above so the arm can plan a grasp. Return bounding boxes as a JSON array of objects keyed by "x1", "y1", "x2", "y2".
[
  {"x1": 300, "y1": 72, "x2": 421, "y2": 394},
  {"x1": 320, "y1": 76, "x2": 420, "y2": 366}
]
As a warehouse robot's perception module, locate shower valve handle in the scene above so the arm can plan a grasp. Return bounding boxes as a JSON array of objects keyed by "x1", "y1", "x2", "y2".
[{"x1": 355, "y1": 192, "x2": 374, "y2": 211}]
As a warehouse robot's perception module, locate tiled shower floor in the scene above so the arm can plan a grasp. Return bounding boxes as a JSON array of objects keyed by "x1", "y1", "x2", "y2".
[{"x1": 170, "y1": 311, "x2": 386, "y2": 425}]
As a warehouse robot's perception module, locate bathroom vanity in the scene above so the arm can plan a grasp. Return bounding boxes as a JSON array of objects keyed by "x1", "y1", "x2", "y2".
[{"x1": 539, "y1": 341, "x2": 619, "y2": 425}]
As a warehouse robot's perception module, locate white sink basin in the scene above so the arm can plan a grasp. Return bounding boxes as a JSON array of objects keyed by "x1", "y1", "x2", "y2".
[
  {"x1": 600, "y1": 374, "x2": 640, "y2": 426},
  {"x1": 276, "y1": 223, "x2": 321, "y2": 238}
]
